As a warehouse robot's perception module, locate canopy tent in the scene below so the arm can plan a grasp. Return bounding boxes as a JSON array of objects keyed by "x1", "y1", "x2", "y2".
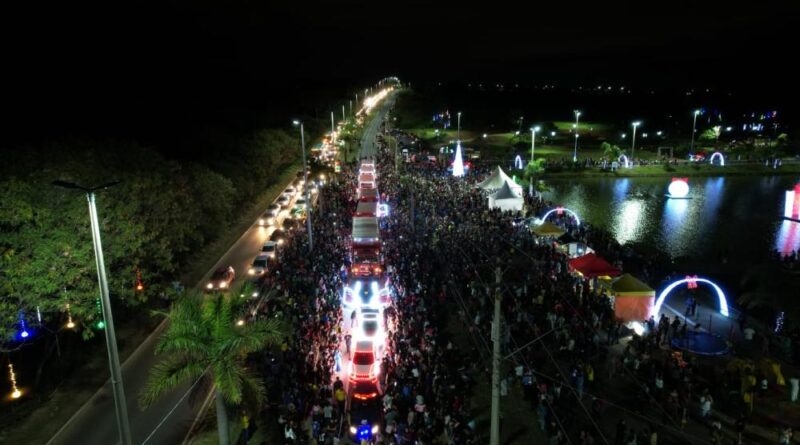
[
  {"x1": 559, "y1": 242, "x2": 595, "y2": 259},
  {"x1": 477, "y1": 166, "x2": 514, "y2": 191},
  {"x1": 568, "y1": 253, "x2": 621, "y2": 278},
  {"x1": 532, "y1": 221, "x2": 566, "y2": 237},
  {"x1": 488, "y1": 181, "x2": 524, "y2": 212},
  {"x1": 610, "y1": 273, "x2": 655, "y2": 322}
]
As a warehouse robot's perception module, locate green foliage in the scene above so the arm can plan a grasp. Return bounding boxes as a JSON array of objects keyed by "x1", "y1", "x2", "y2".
[
  {"x1": 601, "y1": 142, "x2": 624, "y2": 159},
  {"x1": 0, "y1": 134, "x2": 297, "y2": 345},
  {"x1": 140, "y1": 290, "x2": 285, "y2": 437},
  {"x1": 524, "y1": 159, "x2": 546, "y2": 178},
  {"x1": 699, "y1": 127, "x2": 720, "y2": 141}
]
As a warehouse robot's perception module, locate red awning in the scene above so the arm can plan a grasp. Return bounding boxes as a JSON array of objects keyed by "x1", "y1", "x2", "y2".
[{"x1": 568, "y1": 253, "x2": 621, "y2": 278}]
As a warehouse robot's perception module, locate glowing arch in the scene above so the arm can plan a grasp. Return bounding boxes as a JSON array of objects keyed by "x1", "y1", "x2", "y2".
[
  {"x1": 541, "y1": 207, "x2": 581, "y2": 226},
  {"x1": 709, "y1": 152, "x2": 725, "y2": 166},
  {"x1": 618, "y1": 154, "x2": 630, "y2": 168},
  {"x1": 514, "y1": 155, "x2": 524, "y2": 170},
  {"x1": 654, "y1": 277, "x2": 729, "y2": 318}
]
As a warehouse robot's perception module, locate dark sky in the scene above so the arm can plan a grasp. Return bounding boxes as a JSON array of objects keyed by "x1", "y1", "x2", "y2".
[{"x1": 6, "y1": 0, "x2": 798, "y2": 141}]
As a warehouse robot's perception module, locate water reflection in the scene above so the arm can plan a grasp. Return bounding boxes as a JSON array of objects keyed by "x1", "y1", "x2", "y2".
[
  {"x1": 544, "y1": 176, "x2": 799, "y2": 261},
  {"x1": 776, "y1": 220, "x2": 800, "y2": 256}
]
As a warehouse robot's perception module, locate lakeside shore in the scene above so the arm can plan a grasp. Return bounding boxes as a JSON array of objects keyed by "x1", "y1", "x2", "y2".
[{"x1": 537, "y1": 162, "x2": 800, "y2": 178}]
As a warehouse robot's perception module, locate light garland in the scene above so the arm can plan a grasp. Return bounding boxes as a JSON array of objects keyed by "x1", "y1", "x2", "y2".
[
  {"x1": 66, "y1": 303, "x2": 75, "y2": 329},
  {"x1": 8, "y1": 362, "x2": 21, "y2": 399}
]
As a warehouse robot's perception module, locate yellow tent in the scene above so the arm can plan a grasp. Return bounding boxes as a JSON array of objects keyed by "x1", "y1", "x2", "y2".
[
  {"x1": 532, "y1": 221, "x2": 566, "y2": 237},
  {"x1": 610, "y1": 274, "x2": 655, "y2": 322}
]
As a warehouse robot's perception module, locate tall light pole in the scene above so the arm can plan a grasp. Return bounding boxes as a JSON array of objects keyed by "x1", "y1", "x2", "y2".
[
  {"x1": 330, "y1": 111, "x2": 335, "y2": 140},
  {"x1": 690, "y1": 109, "x2": 701, "y2": 152},
  {"x1": 631, "y1": 121, "x2": 641, "y2": 162},
  {"x1": 573, "y1": 110, "x2": 581, "y2": 162},
  {"x1": 530, "y1": 126, "x2": 540, "y2": 162},
  {"x1": 293, "y1": 121, "x2": 313, "y2": 251},
  {"x1": 349, "y1": 100, "x2": 352, "y2": 116},
  {"x1": 457, "y1": 111, "x2": 462, "y2": 140},
  {"x1": 490, "y1": 266, "x2": 503, "y2": 445},
  {"x1": 342, "y1": 105, "x2": 346, "y2": 122},
  {"x1": 51, "y1": 180, "x2": 133, "y2": 445}
]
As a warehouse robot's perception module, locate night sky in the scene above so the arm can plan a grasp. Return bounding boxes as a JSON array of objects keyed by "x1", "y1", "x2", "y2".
[{"x1": 6, "y1": 0, "x2": 798, "y2": 143}]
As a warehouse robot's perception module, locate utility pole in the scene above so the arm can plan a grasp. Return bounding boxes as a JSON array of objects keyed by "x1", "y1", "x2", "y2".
[
  {"x1": 330, "y1": 111, "x2": 335, "y2": 138},
  {"x1": 490, "y1": 266, "x2": 502, "y2": 445}
]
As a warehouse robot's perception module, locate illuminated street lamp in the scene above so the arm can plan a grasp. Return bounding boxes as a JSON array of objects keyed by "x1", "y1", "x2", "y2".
[
  {"x1": 530, "y1": 126, "x2": 540, "y2": 162},
  {"x1": 690, "y1": 109, "x2": 701, "y2": 152},
  {"x1": 293, "y1": 120, "x2": 313, "y2": 251},
  {"x1": 631, "y1": 121, "x2": 641, "y2": 161},
  {"x1": 51, "y1": 179, "x2": 132, "y2": 445},
  {"x1": 573, "y1": 110, "x2": 581, "y2": 162}
]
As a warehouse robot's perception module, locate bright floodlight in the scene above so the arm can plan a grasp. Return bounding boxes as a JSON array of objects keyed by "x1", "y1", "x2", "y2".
[
  {"x1": 632, "y1": 121, "x2": 641, "y2": 127},
  {"x1": 532, "y1": 126, "x2": 541, "y2": 132},
  {"x1": 694, "y1": 109, "x2": 701, "y2": 116},
  {"x1": 292, "y1": 120, "x2": 300, "y2": 125},
  {"x1": 668, "y1": 179, "x2": 689, "y2": 198}
]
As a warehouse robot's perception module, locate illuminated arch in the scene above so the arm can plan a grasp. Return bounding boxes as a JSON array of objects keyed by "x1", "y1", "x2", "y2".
[
  {"x1": 618, "y1": 154, "x2": 630, "y2": 168},
  {"x1": 541, "y1": 207, "x2": 581, "y2": 226},
  {"x1": 709, "y1": 152, "x2": 725, "y2": 166},
  {"x1": 514, "y1": 155, "x2": 524, "y2": 170},
  {"x1": 654, "y1": 277, "x2": 729, "y2": 318}
]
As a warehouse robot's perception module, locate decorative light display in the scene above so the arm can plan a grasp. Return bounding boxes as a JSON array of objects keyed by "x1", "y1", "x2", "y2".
[
  {"x1": 8, "y1": 362, "x2": 22, "y2": 399},
  {"x1": 452, "y1": 141, "x2": 465, "y2": 177},
  {"x1": 135, "y1": 269, "x2": 144, "y2": 292},
  {"x1": 36, "y1": 306, "x2": 42, "y2": 324},
  {"x1": 775, "y1": 312, "x2": 786, "y2": 334},
  {"x1": 65, "y1": 303, "x2": 75, "y2": 329},
  {"x1": 17, "y1": 313, "x2": 30, "y2": 340},
  {"x1": 784, "y1": 183, "x2": 800, "y2": 221},
  {"x1": 94, "y1": 297, "x2": 105, "y2": 330},
  {"x1": 514, "y1": 155, "x2": 524, "y2": 170},
  {"x1": 540, "y1": 207, "x2": 581, "y2": 226},
  {"x1": 667, "y1": 177, "x2": 689, "y2": 198},
  {"x1": 654, "y1": 276, "x2": 729, "y2": 318},
  {"x1": 618, "y1": 154, "x2": 630, "y2": 168},
  {"x1": 709, "y1": 152, "x2": 725, "y2": 166}
]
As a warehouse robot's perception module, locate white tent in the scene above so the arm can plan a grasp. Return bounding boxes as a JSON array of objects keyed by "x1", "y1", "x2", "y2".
[
  {"x1": 477, "y1": 166, "x2": 514, "y2": 191},
  {"x1": 488, "y1": 181, "x2": 524, "y2": 212}
]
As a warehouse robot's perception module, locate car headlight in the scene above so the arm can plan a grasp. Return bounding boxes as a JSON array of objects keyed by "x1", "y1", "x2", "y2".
[
  {"x1": 252, "y1": 291, "x2": 259, "y2": 297},
  {"x1": 219, "y1": 282, "x2": 228, "y2": 289},
  {"x1": 349, "y1": 426, "x2": 357, "y2": 435},
  {"x1": 248, "y1": 269, "x2": 255, "y2": 275},
  {"x1": 206, "y1": 283, "x2": 213, "y2": 289},
  {"x1": 258, "y1": 219, "x2": 265, "y2": 225},
  {"x1": 371, "y1": 425, "x2": 379, "y2": 434},
  {"x1": 277, "y1": 239, "x2": 284, "y2": 245}
]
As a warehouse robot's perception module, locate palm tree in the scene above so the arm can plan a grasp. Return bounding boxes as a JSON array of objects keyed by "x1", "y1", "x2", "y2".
[{"x1": 140, "y1": 289, "x2": 285, "y2": 445}]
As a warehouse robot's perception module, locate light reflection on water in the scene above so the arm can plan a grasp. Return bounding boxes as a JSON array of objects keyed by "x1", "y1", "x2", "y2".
[{"x1": 542, "y1": 176, "x2": 800, "y2": 260}]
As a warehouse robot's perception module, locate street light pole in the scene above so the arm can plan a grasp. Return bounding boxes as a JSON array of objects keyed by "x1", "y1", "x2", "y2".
[
  {"x1": 293, "y1": 121, "x2": 313, "y2": 251},
  {"x1": 330, "y1": 111, "x2": 335, "y2": 139},
  {"x1": 631, "y1": 121, "x2": 641, "y2": 162},
  {"x1": 490, "y1": 266, "x2": 503, "y2": 445},
  {"x1": 52, "y1": 180, "x2": 132, "y2": 445},
  {"x1": 342, "y1": 105, "x2": 346, "y2": 123},
  {"x1": 690, "y1": 109, "x2": 700, "y2": 152},
  {"x1": 457, "y1": 112, "x2": 462, "y2": 140},
  {"x1": 530, "y1": 126, "x2": 540, "y2": 162},
  {"x1": 573, "y1": 110, "x2": 581, "y2": 162}
]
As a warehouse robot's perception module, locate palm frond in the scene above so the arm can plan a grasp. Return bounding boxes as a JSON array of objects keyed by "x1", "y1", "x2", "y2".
[
  {"x1": 239, "y1": 369, "x2": 266, "y2": 413},
  {"x1": 155, "y1": 332, "x2": 210, "y2": 358},
  {"x1": 213, "y1": 358, "x2": 245, "y2": 405},
  {"x1": 223, "y1": 318, "x2": 287, "y2": 356},
  {"x1": 139, "y1": 357, "x2": 206, "y2": 408}
]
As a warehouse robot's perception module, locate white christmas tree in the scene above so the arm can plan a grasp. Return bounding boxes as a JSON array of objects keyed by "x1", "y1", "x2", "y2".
[{"x1": 452, "y1": 140, "x2": 464, "y2": 177}]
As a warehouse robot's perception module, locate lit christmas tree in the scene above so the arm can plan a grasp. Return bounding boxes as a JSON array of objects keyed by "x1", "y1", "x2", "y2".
[{"x1": 452, "y1": 141, "x2": 464, "y2": 177}]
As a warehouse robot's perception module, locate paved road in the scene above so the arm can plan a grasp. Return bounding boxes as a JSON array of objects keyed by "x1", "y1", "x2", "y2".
[
  {"x1": 48, "y1": 185, "x2": 304, "y2": 445},
  {"x1": 48, "y1": 92, "x2": 396, "y2": 445},
  {"x1": 358, "y1": 93, "x2": 396, "y2": 160}
]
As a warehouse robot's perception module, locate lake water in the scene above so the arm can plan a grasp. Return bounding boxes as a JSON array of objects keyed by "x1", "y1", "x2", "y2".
[{"x1": 541, "y1": 175, "x2": 800, "y2": 262}]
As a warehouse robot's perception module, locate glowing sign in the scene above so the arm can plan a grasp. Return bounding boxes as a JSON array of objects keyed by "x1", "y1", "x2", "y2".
[
  {"x1": 377, "y1": 203, "x2": 389, "y2": 217},
  {"x1": 667, "y1": 178, "x2": 689, "y2": 198},
  {"x1": 785, "y1": 184, "x2": 800, "y2": 220},
  {"x1": 540, "y1": 207, "x2": 581, "y2": 226},
  {"x1": 709, "y1": 152, "x2": 725, "y2": 166},
  {"x1": 685, "y1": 275, "x2": 699, "y2": 289},
  {"x1": 654, "y1": 277, "x2": 729, "y2": 318}
]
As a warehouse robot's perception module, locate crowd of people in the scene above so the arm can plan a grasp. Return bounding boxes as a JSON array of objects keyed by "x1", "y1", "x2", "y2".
[{"x1": 244, "y1": 111, "x2": 796, "y2": 445}]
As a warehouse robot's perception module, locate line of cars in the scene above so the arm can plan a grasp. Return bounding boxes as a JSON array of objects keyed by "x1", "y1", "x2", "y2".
[
  {"x1": 343, "y1": 159, "x2": 393, "y2": 443},
  {"x1": 205, "y1": 171, "x2": 321, "y2": 292}
]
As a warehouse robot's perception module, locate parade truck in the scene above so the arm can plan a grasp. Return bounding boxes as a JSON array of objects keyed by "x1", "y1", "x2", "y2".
[
  {"x1": 350, "y1": 216, "x2": 382, "y2": 277},
  {"x1": 358, "y1": 172, "x2": 376, "y2": 190},
  {"x1": 355, "y1": 200, "x2": 378, "y2": 217},
  {"x1": 359, "y1": 187, "x2": 379, "y2": 202}
]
